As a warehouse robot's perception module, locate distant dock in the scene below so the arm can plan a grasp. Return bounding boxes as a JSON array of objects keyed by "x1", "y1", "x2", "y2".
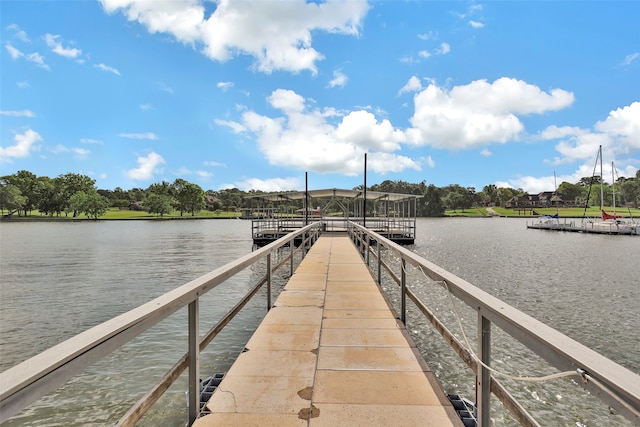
[{"x1": 246, "y1": 188, "x2": 422, "y2": 246}]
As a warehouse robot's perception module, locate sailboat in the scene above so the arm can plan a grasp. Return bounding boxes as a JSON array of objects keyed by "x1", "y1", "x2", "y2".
[
  {"x1": 581, "y1": 146, "x2": 639, "y2": 235},
  {"x1": 527, "y1": 171, "x2": 570, "y2": 231}
]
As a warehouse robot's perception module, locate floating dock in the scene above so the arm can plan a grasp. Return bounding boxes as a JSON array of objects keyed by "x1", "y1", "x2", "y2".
[{"x1": 193, "y1": 234, "x2": 462, "y2": 426}]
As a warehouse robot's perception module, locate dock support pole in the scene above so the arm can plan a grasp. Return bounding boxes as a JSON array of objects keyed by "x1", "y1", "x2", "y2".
[
  {"x1": 400, "y1": 258, "x2": 406, "y2": 324},
  {"x1": 477, "y1": 314, "x2": 491, "y2": 427},
  {"x1": 267, "y1": 254, "x2": 272, "y2": 311},
  {"x1": 187, "y1": 298, "x2": 200, "y2": 425}
]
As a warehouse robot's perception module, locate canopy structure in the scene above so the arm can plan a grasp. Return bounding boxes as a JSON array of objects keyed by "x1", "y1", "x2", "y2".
[
  {"x1": 245, "y1": 188, "x2": 422, "y2": 204},
  {"x1": 246, "y1": 188, "x2": 421, "y2": 246}
]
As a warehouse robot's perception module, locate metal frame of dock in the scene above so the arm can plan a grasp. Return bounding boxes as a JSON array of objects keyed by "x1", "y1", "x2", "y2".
[
  {"x1": 245, "y1": 188, "x2": 421, "y2": 246},
  {"x1": 2, "y1": 222, "x2": 639, "y2": 426},
  {"x1": 193, "y1": 234, "x2": 462, "y2": 426}
]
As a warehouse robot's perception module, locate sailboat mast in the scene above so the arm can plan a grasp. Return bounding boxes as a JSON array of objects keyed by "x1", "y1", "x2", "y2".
[
  {"x1": 599, "y1": 145, "x2": 604, "y2": 212},
  {"x1": 612, "y1": 161, "x2": 616, "y2": 215},
  {"x1": 554, "y1": 171, "x2": 559, "y2": 217}
]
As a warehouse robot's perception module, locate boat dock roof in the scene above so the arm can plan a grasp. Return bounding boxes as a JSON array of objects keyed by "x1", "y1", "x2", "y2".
[
  {"x1": 193, "y1": 234, "x2": 461, "y2": 426},
  {"x1": 244, "y1": 188, "x2": 423, "y2": 203}
]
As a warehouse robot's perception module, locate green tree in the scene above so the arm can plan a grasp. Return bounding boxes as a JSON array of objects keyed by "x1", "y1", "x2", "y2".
[
  {"x1": 173, "y1": 180, "x2": 205, "y2": 216},
  {"x1": 0, "y1": 183, "x2": 26, "y2": 216},
  {"x1": 37, "y1": 177, "x2": 67, "y2": 217},
  {"x1": 557, "y1": 181, "x2": 585, "y2": 206},
  {"x1": 620, "y1": 179, "x2": 639, "y2": 208},
  {"x1": 217, "y1": 188, "x2": 243, "y2": 212},
  {"x1": 423, "y1": 184, "x2": 444, "y2": 216},
  {"x1": 442, "y1": 191, "x2": 465, "y2": 212},
  {"x1": 145, "y1": 193, "x2": 173, "y2": 217},
  {"x1": 69, "y1": 190, "x2": 110, "y2": 219},
  {"x1": 58, "y1": 173, "x2": 96, "y2": 216},
  {"x1": 497, "y1": 187, "x2": 518, "y2": 205},
  {"x1": 481, "y1": 184, "x2": 498, "y2": 205},
  {"x1": 2, "y1": 170, "x2": 39, "y2": 216}
]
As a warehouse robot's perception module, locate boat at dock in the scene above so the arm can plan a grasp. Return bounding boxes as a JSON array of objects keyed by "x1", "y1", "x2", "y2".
[{"x1": 527, "y1": 146, "x2": 639, "y2": 235}]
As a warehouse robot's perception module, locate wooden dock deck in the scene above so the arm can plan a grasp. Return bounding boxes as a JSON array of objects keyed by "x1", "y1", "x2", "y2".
[{"x1": 193, "y1": 234, "x2": 462, "y2": 427}]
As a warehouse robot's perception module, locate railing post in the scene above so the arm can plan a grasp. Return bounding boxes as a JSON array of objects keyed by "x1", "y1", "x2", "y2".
[
  {"x1": 477, "y1": 314, "x2": 491, "y2": 427},
  {"x1": 302, "y1": 232, "x2": 307, "y2": 258},
  {"x1": 267, "y1": 253, "x2": 272, "y2": 311},
  {"x1": 365, "y1": 234, "x2": 370, "y2": 266},
  {"x1": 400, "y1": 258, "x2": 406, "y2": 324},
  {"x1": 188, "y1": 298, "x2": 200, "y2": 425},
  {"x1": 377, "y1": 241, "x2": 381, "y2": 285},
  {"x1": 290, "y1": 239, "x2": 294, "y2": 277}
]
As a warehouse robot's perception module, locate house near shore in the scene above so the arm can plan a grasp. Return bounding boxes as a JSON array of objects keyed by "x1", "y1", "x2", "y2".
[{"x1": 505, "y1": 191, "x2": 568, "y2": 209}]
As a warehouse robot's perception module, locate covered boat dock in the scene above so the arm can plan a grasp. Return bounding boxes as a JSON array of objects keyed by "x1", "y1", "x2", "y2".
[{"x1": 245, "y1": 188, "x2": 422, "y2": 246}]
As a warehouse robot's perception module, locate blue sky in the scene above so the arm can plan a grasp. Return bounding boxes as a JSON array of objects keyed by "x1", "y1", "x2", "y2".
[{"x1": 1, "y1": 1, "x2": 639, "y2": 193}]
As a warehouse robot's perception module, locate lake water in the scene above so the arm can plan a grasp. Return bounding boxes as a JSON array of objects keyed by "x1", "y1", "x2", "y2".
[{"x1": 0, "y1": 218, "x2": 638, "y2": 426}]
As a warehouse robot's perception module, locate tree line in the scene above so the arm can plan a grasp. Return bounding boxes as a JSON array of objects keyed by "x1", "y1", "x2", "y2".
[{"x1": 1, "y1": 169, "x2": 639, "y2": 218}]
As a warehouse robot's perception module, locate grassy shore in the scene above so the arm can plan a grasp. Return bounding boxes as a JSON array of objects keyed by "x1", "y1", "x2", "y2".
[
  {"x1": 0, "y1": 208, "x2": 242, "y2": 221},
  {"x1": 445, "y1": 206, "x2": 640, "y2": 218},
  {"x1": 3, "y1": 206, "x2": 640, "y2": 221}
]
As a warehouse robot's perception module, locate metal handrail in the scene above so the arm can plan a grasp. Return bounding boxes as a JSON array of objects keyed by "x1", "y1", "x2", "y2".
[
  {"x1": 348, "y1": 222, "x2": 640, "y2": 426},
  {"x1": 0, "y1": 222, "x2": 322, "y2": 425}
]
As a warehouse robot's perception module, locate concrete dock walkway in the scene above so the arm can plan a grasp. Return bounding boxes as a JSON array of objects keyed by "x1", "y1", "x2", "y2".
[{"x1": 193, "y1": 234, "x2": 461, "y2": 427}]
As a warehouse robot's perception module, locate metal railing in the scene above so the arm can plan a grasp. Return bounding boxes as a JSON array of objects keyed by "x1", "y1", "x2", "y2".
[
  {"x1": 348, "y1": 222, "x2": 640, "y2": 427},
  {"x1": 0, "y1": 223, "x2": 322, "y2": 426}
]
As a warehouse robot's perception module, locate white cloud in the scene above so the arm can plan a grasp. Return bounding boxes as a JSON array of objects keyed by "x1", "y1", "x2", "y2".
[
  {"x1": 418, "y1": 50, "x2": 431, "y2": 59},
  {"x1": 139, "y1": 104, "x2": 153, "y2": 110},
  {"x1": 436, "y1": 42, "x2": 450, "y2": 55},
  {"x1": 158, "y1": 83, "x2": 174, "y2": 94},
  {"x1": 231, "y1": 177, "x2": 300, "y2": 192},
  {"x1": 417, "y1": 31, "x2": 437, "y2": 41},
  {"x1": 407, "y1": 77, "x2": 575, "y2": 149},
  {"x1": 127, "y1": 152, "x2": 165, "y2": 180},
  {"x1": 480, "y1": 149, "x2": 492, "y2": 157},
  {"x1": 221, "y1": 88, "x2": 420, "y2": 176},
  {"x1": 504, "y1": 102, "x2": 640, "y2": 193},
  {"x1": 335, "y1": 110, "x2": 404, "y2": 152},
  {"x1": 5, "y1": 43, "x2": 24, "y2": 59},
  {"x1": 17, "y1": 81, "x2": 30, "y2": 88},
  {"x1": 328, "y1": 70, "x2": 348, "y2": 88},
  {"x1": 622, "y1": 52, "x2": 639, "y2": 66},
  {"x1": 118, "y1": 132, "x2": 158, "y2": 140},
  {"x1": 421, "y1": 156, "x2": 436, "y2": 168},
  {"x1": 95, "y1": 63, "x2": 121, "y2": 75},
  {"x1": 100, "y1": 0, "x2": 369, "y2": 74},
  {"x1": 7, "y1": 24, "x2": 30, "y2": 42},
  {"x1": 80, "y1": 138, "x2": 103, "y2": 144},
  {"x1": 1, "y1": 110, "x2": 35, "y2": 117},
  {"x1": 196, "y1": 170, "x2": 213, "y2": 178},
  {"x1": 26, "y1": 52, "x2": 49, "y2": 69},
  {"x1": 366, "y1": 152, "x2": 420, "y2": 174},
  {"x1": 204, "y1": 160, "x2": 226, "y2": 167},
  {"x1": 469, "y1": 20, "x2": 485, "y2": 29},
  {"x1": 398, "y1": 76, "x2": 422, "y2": 95},
  {"x1": 44, "y1": 34, "x2": 82, "y2": 58},
  {"x1": 0, "y1": 129, "x2": 42, "y2": 162},
  {"x1": 51, "y1": 144, "x2": 91, "y2": 159},
  {"x1": 217, "y1": 81, "x2": 234, "y2": 91},
  {"x1": 540, "y1": 102, "x2": 640, "y2": 165},
  {"x1": 539, "y1": 125, "x2": 587, "y2": 140},
  {"x1": 172, "y1": 167, "x2": 212, "y2": 179},
  {"x1": 595, "y1": 102, "x2": 640, "y2": 150},
  {"x1": 214, "y1": 119, "x2": 246, "y2": 134}
]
